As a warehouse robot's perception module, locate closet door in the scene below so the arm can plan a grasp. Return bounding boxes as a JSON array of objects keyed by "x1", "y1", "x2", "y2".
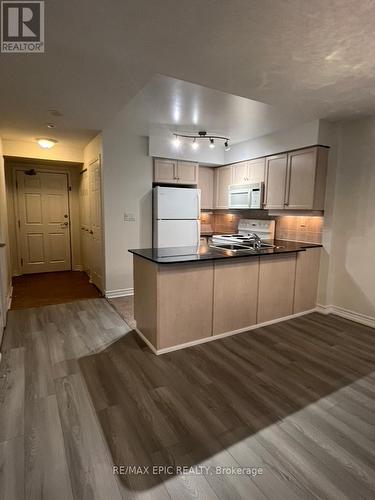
[{"x1": 89, "y1": 157, "x2": 103, "y2": 291}]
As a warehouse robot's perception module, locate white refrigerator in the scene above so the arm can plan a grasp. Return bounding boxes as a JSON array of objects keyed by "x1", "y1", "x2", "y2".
[{"x1": 153, "y1": 186, "x2": 201, "y2": 248}]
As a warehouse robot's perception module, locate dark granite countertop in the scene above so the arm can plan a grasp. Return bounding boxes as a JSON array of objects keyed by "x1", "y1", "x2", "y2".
[{"x1": 129, "y1": 240, "x2": 322, "y2": 264}]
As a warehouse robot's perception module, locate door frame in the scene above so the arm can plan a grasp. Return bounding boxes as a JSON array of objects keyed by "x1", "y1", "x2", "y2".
[
  {"x1": 15, "y1": 169, "x2": 73, "y2": 274},
  {"x1": 8, "y1": 160, "x2": 81, "y2": 276}
]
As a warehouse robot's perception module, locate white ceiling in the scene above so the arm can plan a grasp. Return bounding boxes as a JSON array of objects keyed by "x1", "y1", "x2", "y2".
[
  {"x1": 126, "y1": 75, "x2": 311, "y2": 144},
  {"x1": 1, "y1": 0, "x2": 375, "y2": 149}
]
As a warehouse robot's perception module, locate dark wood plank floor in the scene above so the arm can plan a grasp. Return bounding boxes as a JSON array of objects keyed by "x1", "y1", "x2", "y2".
[
  {"x1": 1, "y1": 299, "x2": 375, "y2": 499},
  {"x1": 11, "y1": 271, "x2": 102, "y2": 309}
]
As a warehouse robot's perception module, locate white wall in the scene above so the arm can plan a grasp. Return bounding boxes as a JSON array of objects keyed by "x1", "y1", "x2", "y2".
[
  {"x1": 224, "y1": 120, "x2": 321, "y2": 163},
  {"x1": 321, "y1": 117, "x2": 375, "y2": 319},
  {"x1": 3, "y1": 139, "x2": 84, "y2": 163},
  {"x1": 102, "y1": 112, "x2": 153, "y2": 295},
  {"x1": 0, "y1": 136, "x2": 12, "y2": 331},
  {"x1": 84, "y1": 134, "x2": 102, "y2": 165}
]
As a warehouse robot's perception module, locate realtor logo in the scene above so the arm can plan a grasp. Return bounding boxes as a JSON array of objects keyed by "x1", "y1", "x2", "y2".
[{"x1": 1, "y1": 1, "x2": 44, "y2": 53}]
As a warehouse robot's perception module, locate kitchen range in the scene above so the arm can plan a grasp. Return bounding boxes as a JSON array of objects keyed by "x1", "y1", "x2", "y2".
[{"x1": 211, "y1": 219, "x2": 277, "y2": 251}]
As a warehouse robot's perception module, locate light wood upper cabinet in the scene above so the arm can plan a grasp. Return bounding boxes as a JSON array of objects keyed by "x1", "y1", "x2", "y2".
[
  {"x1": 177, "y1": 161, "x2": 199, "y2": 185},
  {"x1": 214, "y1": 165, "x2": 233, "y2": 209},
  {"x1": 232, "y1": 161, "x2": 248, "y2": 185},
  {"x1": 199, "y1": 166, "x2": 214, "y2": 209},
  {"x1": 264, "y1": 147, "x2": 328, "y2": 210},
  {"x1": 286, "y1": 147, "x2": 328, "y2": 210},
  {"x1": 232, "y1": 158, "x2": 265, "y2": 185},
  {"x1": 248, "y1": 157, "x2": 265, "y2": 183},
  {"x1": 154, "y1": 159, "x2": 178, "y2": 184},
  {"x1": 264, "y1": 154, "x2": 288, "y2": 209},
  {"x1": 154, "y1": 159, "x2": 198, "y2": 185}
]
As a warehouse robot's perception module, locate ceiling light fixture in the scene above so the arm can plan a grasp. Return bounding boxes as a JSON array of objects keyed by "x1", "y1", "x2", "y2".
[
  {"x1": 46, "y1": 123, "x2": 55, "y2": 129},
  {"x1": 37, "y1": 138, "x2": 58, "y2": 149},
  {"x1": 172, "y1": 134, "x2": 181, "y2": 147},
  {"x1": 171, "y1": 130, "x2": 230, "y2": 151},
  {"x1": 191, "y1": 138, "x2": 199, "y2": 150}
]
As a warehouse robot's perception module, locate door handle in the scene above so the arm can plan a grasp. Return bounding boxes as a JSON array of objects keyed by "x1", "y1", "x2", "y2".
[
  {"x1": 61, "y1": 221, "x2": 69, "y2": 227},
  {"x1": 89, "y1": 230, "x2": 93, "y2": 234}
]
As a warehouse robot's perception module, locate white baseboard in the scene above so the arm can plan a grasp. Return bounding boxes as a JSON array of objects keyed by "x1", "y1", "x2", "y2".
[
  {"x1": 73, "y1": 264, "x2": 83, "y2": 271},
  {"x1": 136, "y1": 308, "x2": 317, "y2": 355},
  {"x1": 317, "y1": 303, "x2": 375, "y2": 329},
  {"x1": 105, "y1": 288, "x2": 134, "y2": 299}
]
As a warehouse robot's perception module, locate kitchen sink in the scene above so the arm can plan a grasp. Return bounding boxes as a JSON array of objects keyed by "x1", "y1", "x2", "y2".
[
  {"x1": 209, "y1": 243, "x2": 256, "y2": 253},
  {"x1": 210, "y1": 242, "x2": 282, "y2": 253}
]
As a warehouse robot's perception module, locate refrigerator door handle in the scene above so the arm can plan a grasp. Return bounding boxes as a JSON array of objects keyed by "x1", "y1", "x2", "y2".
[{"x1": 196, "y1": 220, "x2": 200, "y2": 247}]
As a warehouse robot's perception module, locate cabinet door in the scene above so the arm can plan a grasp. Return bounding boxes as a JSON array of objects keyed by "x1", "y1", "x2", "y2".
[
  {"x1": 232, "y1": 161, "x2": 248, "y2": 185},
  {"x1": 214, "y1": 166, "x2": 232, "y2": 209},
  {"x1": 264, "y1": 154, "x2": 288, "y2": 209},
  {"x1": 154, "y1": 159, "x2": 178, "y2": 184},
  {"x1": 257, "y1": 253, "x2": 296, "y2": 323},
  {"x1": 248, "y1": 158, "x2": 265, "y2": 183},
  {"x1": 199, "y1": 166, "x2": 214, "y2": 209},
  {"x1": 293, "y1": 248, "x2": 321, "y2": 313},
  {"x1": 286, "y1": 148, "x2": 317, "y2": 210},
  {"x1": 177, "y1": 161, "x2": 198, "y2": 185},
  {"x1": 213, "y1": 257, "x2": 259, "y2": 335}
]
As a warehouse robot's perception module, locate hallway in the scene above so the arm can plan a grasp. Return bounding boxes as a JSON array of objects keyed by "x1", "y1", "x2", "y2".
[{"x1": 11, "y1": 271, "x2": 102, "y2": 309}]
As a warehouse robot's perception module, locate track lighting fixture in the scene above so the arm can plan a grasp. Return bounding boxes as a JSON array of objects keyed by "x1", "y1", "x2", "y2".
[
  {"x1": 191, "y1": 138, "x2": 199, "y2": 150},
  {"x1": 172, "y1": 134, "x2": 181, "y2": 147},
  {"x1": 171, "y1": 131, "x2": 230, "y2": 151}
]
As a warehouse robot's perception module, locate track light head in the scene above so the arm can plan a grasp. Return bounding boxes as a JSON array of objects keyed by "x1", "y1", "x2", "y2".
[
  {"x1": 224, "y1": 140, "x2": 231, "y2": 151},
  {"x1": 191, "y1": 138, "x2": 199, "y2": 150},
  {"x1": 209, "y1": 138, "x2": 215, "y2": 149},
  {"x1": 172, "y1": 135, "x2": 181, "y2": 147}
]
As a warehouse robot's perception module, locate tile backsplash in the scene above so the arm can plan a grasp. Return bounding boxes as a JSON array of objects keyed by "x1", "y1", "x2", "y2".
[
  {"x1": 275, "y1": 215, "x2": 323, "y2": 244},
  {"x1": 201, "y1": 211, "x2": 323, "y2": 244}
]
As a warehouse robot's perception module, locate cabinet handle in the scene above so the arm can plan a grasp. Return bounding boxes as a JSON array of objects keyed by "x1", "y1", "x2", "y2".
[{"x1": 90, "y1": 230, "x2": 93, "y2": 234}]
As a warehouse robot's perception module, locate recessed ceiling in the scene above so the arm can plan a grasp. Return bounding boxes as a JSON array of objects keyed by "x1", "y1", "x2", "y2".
[
  {"x1": 126, "y1": 75, "x2": 311, "y2": 144},
  {"x1": 0, "y1": 0, "x2": 375, "y2": 149}
]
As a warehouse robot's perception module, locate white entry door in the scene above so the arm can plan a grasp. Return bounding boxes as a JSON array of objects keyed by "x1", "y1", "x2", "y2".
[{"x1": 17, "y1": 170, "x2": 72, "y2": 274}]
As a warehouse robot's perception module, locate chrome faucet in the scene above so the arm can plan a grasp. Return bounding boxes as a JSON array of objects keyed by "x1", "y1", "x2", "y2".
[{"x1": 248, "y1": 233, "x2": 262, "y2": 249}]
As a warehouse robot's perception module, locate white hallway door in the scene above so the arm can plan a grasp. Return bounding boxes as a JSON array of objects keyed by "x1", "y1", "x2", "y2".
[
  {"x1": 89, "y1": 158, "x2": 103, "y2": 290},
  {"x1": 17, "y1": 170, "x2": 72, "y2": 274}
]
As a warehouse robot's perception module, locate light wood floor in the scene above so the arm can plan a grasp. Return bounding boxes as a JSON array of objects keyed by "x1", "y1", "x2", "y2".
[{"x1": 1, "y1": 299, "x2": 375, "y2": 499}]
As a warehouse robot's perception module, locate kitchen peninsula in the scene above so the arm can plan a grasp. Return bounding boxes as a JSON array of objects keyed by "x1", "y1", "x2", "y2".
[{"x1": 129, "y1": 241, "x2": 322, "y2": 354}]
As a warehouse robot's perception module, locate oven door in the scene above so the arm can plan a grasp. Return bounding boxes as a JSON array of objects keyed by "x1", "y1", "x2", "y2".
[{"x1": 228, "y1": 186, "x2": 251, "y2": 209}]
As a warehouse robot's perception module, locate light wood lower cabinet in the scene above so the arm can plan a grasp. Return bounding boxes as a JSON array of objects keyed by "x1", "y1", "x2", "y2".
[
  {"x1": 158, "y1": 262, "x2": 213, "y2": 349},
  {"x1": 257, "y1": 253, "x2": 296, "y2": 323},
  {"x1": 213, "y1": 257, "x2": 259, "y2": 335},
  {"x1": 133, "y1": 249, "x2": 321, "y2": 353},
  {"x1": 294, "y1": 247, "x2": 321, "y2": 313}
]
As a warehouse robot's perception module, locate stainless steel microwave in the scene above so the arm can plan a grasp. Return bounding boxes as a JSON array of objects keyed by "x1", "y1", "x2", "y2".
[{"x1": 228, "y1": 182, "x2": 264, "y2": 209}]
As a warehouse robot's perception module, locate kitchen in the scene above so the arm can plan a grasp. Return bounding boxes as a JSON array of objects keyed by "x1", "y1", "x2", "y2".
[
  {"x1": 2, "y1": 3, "x2": 375, "y2": 499},
  {"x1": 129, "y1": 143, "x2": 327, "y2": 353}
]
